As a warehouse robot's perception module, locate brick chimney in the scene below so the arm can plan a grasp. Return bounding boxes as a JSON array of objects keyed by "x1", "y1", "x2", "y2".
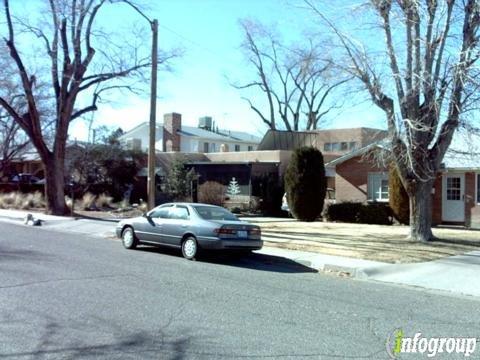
[{"x1": 163, "y1": 113, "x2": 181, "y2": 152}]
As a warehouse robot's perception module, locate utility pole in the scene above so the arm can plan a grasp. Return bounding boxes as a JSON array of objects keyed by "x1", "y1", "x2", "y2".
[{"x1": 147, "y1": 19, "x2": 158, "y2": 210}]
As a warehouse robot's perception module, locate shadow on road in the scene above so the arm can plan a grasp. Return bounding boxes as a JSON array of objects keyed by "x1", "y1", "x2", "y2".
[
  {"x1": 0, "y1": 311, "x2": 196, "y2": 360},
  {"x1": 135, "y1": 246, "x2": 317, "y2": 274}
]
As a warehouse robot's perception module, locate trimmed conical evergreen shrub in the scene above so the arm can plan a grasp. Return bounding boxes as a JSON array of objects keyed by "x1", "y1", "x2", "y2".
[{"x1": 285, "y1": 147, "x2": 326, "y2": 222}]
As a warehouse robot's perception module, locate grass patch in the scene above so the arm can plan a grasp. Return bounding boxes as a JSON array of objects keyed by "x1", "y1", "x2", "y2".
[{"x1": 249, "y1": 219, "x2": 480, "y2": 264}]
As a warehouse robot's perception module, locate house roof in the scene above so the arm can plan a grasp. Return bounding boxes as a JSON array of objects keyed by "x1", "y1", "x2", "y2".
[
  {"x1": 257, "y1": 130, "x2": 321, "y2": 151},
  {"x1": 257, "y1": 128, "x2": 388, "y2": 151},
  {"x1": 120, "y1": 122, "x2": 261, "y2": 144},
  {"x1": 326, "y1": 138, "x2": 480, "y2": 170},
  {"x1": 154, "y1": 152, "x2": 210, "y2": 170},
  {"x1": 441, "y1": 151, "x2": 480, "y2": 170},
  {"x1": 179, "y1": 126, "x2": 261, "y2": 143},
  {"x1": 325, "y1": 140, "x2": 389, "y2": 167}
]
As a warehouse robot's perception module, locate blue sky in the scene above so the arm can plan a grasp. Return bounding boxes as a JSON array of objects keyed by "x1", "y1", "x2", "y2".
[{"x1": 8, "y1": 1, "x2": 387, "y2": 140}]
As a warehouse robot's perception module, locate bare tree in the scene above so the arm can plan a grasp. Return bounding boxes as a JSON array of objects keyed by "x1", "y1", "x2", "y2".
[
  {"x1": 0, "y1": 0, "x2": 164, "y2": 214},
  {"x1": 0, "y1": 58, "x2": 27, "y2": 178},
  {"x1": 306, "y1": 0, "x2": 480, "y2": 242},
  {"x1": 0, "y1": 116, "x2": 29, "y2": 179},
  {"x1": 234, "y1": 19, "x2": 348, "y2": 131}
]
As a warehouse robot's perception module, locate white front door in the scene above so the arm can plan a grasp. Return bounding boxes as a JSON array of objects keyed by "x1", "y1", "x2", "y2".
[{"x1": 442, "y1": 174, "x2": 465, "y2": 222}]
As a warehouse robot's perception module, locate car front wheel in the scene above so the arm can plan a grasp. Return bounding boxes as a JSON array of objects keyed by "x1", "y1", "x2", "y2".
[
  {"x1": 122, "y1": 227, "x2": 138, "y2": 250},
  {"x1": 181, "y1": 236, "x2": 198, "y2": 260}
]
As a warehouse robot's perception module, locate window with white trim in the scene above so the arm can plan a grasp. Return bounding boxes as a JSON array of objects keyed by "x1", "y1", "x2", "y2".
[{"x1": 368, "y1": 172, "x2": 389, "y2": 201}]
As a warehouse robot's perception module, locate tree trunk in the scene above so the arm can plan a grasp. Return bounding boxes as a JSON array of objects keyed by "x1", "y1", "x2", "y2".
[
  {"x1": 408, "y1": 180, "x2": 435, "y2": 242},
  {"x1": 44, "y1": 154, "x2": 67, "y2": 215}
]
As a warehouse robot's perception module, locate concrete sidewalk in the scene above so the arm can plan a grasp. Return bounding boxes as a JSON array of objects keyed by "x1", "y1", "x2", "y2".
[
  {"x1": 0, "y1": 209, "x2": 116, "y2": 238},
  {"x1": 363, "y1": 252, "x2": 480, "y2": 297},
  {"x1": 1, "y1": 209, "x2": 479, "y2": 298}
]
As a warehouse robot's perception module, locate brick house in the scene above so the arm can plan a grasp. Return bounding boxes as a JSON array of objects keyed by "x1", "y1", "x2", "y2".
[{"x1": 326, "y1": 143, "x2": 480, "y2": 229}]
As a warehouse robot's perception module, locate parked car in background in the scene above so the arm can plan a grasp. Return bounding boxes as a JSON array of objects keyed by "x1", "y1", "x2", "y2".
[
  {"x1": 116, "y1": 203, "x2": 262, "y2": 260},
  {"x1": 10, "y1": 173, "x2": 43, "y2": 184},
  {"x1": 282, "y1": 188, "x2": 336, "y2": 215}
]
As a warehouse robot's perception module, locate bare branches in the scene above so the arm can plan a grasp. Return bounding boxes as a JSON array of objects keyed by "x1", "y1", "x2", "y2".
[
  {"x1": 78, "y1": 63, "x2": 149, "y2": 91},
  {"x1": 306, "y1": 0, "x2": 480, "y2": 185},
  {"x1": 0, "y1": 0, "x2": 171, "y2": 213},
  {"x1": 235, "y1": 18, "x2": 348, "y2": 131}
]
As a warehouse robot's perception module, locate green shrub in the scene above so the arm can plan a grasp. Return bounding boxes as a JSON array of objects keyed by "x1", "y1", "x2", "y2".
[
  {"x1": 325, "y1": 202, "x2": 363, "y2": 223},
  {"x1": 326, "y1": 202, "x2": 393, "y2": 225},
  {"x1": 388, "y1": 165, "x2": 410, "y2": 224},
  {"x1": 285, "y1": 147, "x2": 326, "y2": 222},
  {"x1": 251, "y1": 174, "x2": 284, "y2": 217},
  {"x1": 165, "y1": 158, "x2": 196, "y2": 201},
  {"x1": 357, "y1": 202, "x2": 393, "y2": 225}
]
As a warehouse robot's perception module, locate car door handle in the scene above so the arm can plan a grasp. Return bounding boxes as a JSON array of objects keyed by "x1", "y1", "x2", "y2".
[{"x1": 181, "y1": 225, "x2": 188, "y2": 228}]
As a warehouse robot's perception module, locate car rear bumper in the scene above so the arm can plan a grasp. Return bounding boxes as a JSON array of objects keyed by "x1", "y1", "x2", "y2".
[
  {"x1": 198, "y1": 237, "x2": 263, "y2": 250},
  {"x1": 115, "y1": 227, "x2": 122, "y2": 238}
]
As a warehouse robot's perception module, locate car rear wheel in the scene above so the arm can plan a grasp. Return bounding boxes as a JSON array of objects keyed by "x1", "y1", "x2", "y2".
[
  {"x1": 181, "y1": 236, "x2": 198, "y2": 260},
  {"x1": 122, "y1": 227, "x2": 138, "y2": 250}
]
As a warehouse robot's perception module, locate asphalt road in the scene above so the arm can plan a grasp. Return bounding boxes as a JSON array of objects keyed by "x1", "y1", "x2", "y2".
[{"x1": 1, "y1": 222, "x2": 479, "y2": 360}]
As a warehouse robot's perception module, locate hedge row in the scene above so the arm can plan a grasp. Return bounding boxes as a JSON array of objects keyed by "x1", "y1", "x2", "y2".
[{"x1": 325, "y1": 202, "x2": 393, "y2": 225}]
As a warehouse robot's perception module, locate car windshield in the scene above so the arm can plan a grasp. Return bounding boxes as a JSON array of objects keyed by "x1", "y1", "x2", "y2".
[{"x1": 193, "y1": 205, "x2": 239, "y2": 221}]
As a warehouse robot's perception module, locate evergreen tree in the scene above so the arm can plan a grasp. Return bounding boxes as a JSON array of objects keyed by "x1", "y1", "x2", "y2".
[
  {"x1": 284, "y1": 147, "x2": 326, "y2": 221},
  {"x1": 227, "y1": 177, "x2": 241, "y2": 197},
  {"x1": 165, "y1": 158, "x2": 196, "y2": 201}
]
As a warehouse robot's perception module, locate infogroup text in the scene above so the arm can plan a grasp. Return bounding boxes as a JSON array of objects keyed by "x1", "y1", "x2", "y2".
[{"x1": 387, "y1": 330, "x2": 477, "y2": 358}]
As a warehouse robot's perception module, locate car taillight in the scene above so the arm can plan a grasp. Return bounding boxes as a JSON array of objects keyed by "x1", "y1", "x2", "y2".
[
  {"x1": 214, "y1": 227, "x2": 237, "y2": 235},
  {"x1": 249, "y1": 228, "x2": 261, "y2": 236}
]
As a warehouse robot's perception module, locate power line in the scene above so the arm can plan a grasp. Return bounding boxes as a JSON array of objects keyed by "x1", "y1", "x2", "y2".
[{"x1": 158, "y1": 23, "x2": 240, "y2": 66}]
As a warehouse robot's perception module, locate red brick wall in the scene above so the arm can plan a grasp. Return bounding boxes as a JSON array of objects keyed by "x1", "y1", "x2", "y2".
[
  {"x1": 335, "y1": 155, "x2": 387, "y2": 202},
  {"x1": 163, "y1": 113, "x2": 181, "y2": 152}
]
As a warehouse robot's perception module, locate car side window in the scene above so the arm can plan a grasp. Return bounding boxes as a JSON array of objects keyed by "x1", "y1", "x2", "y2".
[
  {"x1": 168, "y1": 206, "x2": 189, "y2": 220},
  {"x1": 150, "y1": 206, "x2": 171, "y2": 219}
]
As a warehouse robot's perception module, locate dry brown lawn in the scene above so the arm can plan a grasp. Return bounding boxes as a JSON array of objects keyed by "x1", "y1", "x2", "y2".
[{"x1": 248, "y1": 219, "x2": 480, "y2": 264}]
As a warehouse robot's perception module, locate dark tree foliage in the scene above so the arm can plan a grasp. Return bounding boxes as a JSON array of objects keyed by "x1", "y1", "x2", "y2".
[
  {"x1": 284, "y1": 146, "x2": 326, "y2": 221},
  {"x1": 65, "y1": 143, "x2": 143, "y2": 200},
  {"x1": 389, "y1": 165, "x2": 410, "y2": 225},
  {"x1": 251, "y1": 174, "x2": 284, "y2": 217},
  {"x1": 165, "y1": 158, "x2": 196, "y2": 201}
]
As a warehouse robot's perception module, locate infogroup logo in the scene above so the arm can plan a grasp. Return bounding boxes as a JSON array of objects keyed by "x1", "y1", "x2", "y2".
[{"x1": 386, "y1": 329, "x2": 477, "y2": 358}]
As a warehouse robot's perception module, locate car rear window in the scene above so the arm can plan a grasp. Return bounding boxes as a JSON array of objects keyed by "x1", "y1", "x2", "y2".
[{"x1": 193, "y1": 206, "x2": 239, "y2": 221}]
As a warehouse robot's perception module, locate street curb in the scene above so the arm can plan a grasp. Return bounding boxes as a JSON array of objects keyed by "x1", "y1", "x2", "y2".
[
  {"x1": 73, "y1": 216, "x2": 120, "y2": 223},
  {"x1": 322, "y1": 264, "x2": 369, "y2": 279}
]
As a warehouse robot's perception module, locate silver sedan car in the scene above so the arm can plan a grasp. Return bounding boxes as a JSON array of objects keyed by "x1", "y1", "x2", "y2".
[{"x1": 116, "y1": 203, "x2": 263, "y2": 260}]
